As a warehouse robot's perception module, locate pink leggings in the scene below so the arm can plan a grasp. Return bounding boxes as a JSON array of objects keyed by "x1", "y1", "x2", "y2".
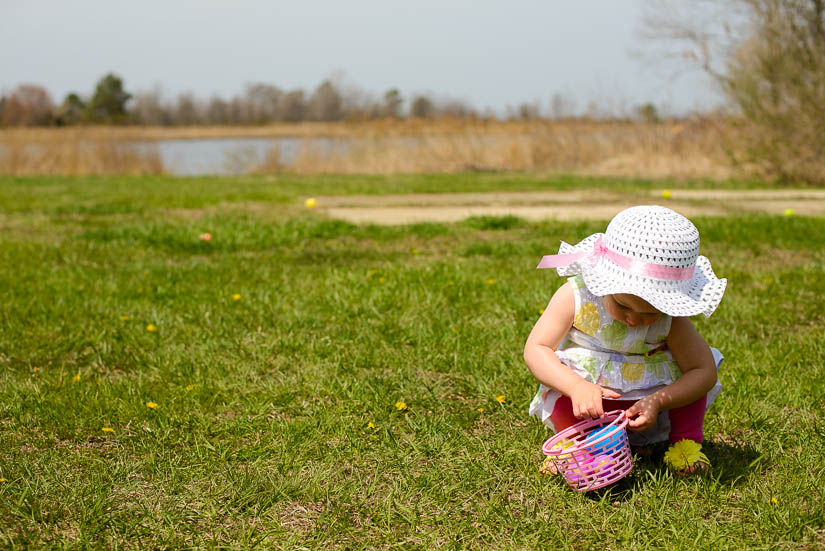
[{"x1": 550, "y1": 395, "x2": 707, "y2": 444}]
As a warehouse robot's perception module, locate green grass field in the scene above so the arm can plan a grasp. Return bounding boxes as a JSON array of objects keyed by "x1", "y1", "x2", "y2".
[{"x1": 1, "y1": 174, "x2": 823, "y2": 550}]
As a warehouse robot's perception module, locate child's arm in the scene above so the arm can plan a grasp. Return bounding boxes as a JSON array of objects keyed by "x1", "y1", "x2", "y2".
[
  {"x1": 626, "y1": 316, "x2": 718, "y2": 432},
  {"x1": 524, "y1": 282, "x2": 621, "y2": 419}
]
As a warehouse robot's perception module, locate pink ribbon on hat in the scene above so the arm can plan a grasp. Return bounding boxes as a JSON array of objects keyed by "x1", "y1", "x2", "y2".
[{"x1": 537, "y1": 236, "x2": 695, "y2": 281}]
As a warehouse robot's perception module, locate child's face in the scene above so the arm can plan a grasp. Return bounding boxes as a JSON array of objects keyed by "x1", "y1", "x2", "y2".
[{"x1": 605, "y1": 294, "x2": 662, "y2": 327}]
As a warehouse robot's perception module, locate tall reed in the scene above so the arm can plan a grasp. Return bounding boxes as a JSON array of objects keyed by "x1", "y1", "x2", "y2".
[
  {"x1": 1, "y1": 118, "x2": 740, "y2": 179},
  {"x1": 0, "y1": 128, "x2": 164, "y2": 175},
  {"x1": 253, "y1": 118, "x2": 737, "y2": 180}
]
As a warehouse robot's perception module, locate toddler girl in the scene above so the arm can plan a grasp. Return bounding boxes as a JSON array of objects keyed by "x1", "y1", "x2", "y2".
[{"x1": 524, "y1": 206, "x2": 726, "y2": 475}]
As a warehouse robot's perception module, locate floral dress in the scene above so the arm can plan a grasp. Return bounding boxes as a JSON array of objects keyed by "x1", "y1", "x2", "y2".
[{"x1": 528, "y1": 275, "x2": 723, "y2": 444}]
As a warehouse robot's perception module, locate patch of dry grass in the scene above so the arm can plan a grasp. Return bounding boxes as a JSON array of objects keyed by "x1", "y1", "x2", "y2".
[
  {"x1": 1, "y1": 118, "x2": 740, "y2": 180},
  {"x1": 257, "y1": 118, "x2": 736, "y2": 180},
  {"x1": 0, "y1": 127, "x2": 164, "y2": 175}
]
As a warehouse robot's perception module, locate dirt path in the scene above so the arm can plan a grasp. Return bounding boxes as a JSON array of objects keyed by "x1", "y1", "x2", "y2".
[{"x1": 316, "y1": 189, "x2": 825, "y2": 224}]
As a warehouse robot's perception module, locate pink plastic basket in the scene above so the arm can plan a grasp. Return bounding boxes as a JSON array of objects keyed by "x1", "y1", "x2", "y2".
[{"x1": 542, "y1": 410, "x2": 633, "y2": 492}]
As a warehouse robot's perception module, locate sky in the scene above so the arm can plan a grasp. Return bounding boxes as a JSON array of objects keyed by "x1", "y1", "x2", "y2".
[{"x1": 0, "y1": 0, "x2": 724, "y2": 116}]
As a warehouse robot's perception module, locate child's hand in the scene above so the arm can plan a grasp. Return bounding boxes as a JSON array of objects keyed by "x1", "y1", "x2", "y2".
[
  {"x1": 626, "y1": 396, "x2": 660, "y2": 432},
  {"x1": 569, "y1": 380, "x2": 622, "y2": 419}
]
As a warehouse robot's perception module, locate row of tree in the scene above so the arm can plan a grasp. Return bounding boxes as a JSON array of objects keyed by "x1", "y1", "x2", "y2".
[
  {"x1": 127, "y1": 81, "x2": 484, "y2": 126},
  {"x1": 0, "y1": 74, "x2": 131, "y2": 127},
  {"x1": 0, "y1": 74, "x2": 539, "y2": 127},
  {"x1": 1, "y1": 73, "x2": 663, "y2": 127}
]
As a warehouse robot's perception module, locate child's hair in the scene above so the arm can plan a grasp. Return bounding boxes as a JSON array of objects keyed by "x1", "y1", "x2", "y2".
[{"x1": 536, "y1": 206, "x2": 726, "y2": 317}]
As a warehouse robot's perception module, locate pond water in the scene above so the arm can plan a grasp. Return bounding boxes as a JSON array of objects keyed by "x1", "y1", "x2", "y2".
[
  {"x1": 135, "y1": 137, "x2": 353, "y2": 175},
  {"x1": 1, "y1": 134, "x2": 482, "y2": 175}
]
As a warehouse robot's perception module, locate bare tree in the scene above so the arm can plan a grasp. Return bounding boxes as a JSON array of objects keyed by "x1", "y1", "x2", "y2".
[
  {"x1": 132, "y1": 87, "x2": 172, "y2": 125},
  {"x1": 550, "y1": 92, "x2": 576, "y2": 119},
  {"x1": 226, "y1": 97, "x2": 244, "y2": 125},
  {"x1": 278, "y1": 90, "x2": 307, "y2": 122},
  {"x1": 308, "y1": 80, "x2": 343, "y2": 121},
  {"x1": 0, "y1": 84, "x2": 55, "y2": 126},
  {"x1": 640, "y1": 0, "x2": 745, "y2": 80},
  {"x1": 724, "y1": 0, "x2": 825, "y2": 182},
  {"x1": 174, "y1": 93, "x2": 201, "y2": 125},
  {"x1": 205, "y1": 96, "x2": 229, "y2": 125},
  {"x1": 643, "y1": 0, "x2": 825, "y2": 183},
  {"x1": 438, "y1": 98, "x2": 478, "y2": 119},
  {"x1": 243, "y1": 83, "x2": 281, "y2": 123},
  {"x1": 329, "y1": 73, "x2": 375, "y2": 120}
]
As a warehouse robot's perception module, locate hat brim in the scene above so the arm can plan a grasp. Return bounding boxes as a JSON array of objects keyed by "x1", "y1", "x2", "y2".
[{"x1": 556, "y1": 234, "x2": 726, "y2": 317}]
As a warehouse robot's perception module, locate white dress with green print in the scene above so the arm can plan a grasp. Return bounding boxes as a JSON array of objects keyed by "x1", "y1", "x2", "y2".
[{"x1": 528, "y1": 275, "x2": 723, "y2": 445}]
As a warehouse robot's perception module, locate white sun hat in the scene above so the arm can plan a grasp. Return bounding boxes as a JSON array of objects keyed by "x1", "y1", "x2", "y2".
[{"x1": 537, "y1": 205, "x2": 727, "y2": 317}]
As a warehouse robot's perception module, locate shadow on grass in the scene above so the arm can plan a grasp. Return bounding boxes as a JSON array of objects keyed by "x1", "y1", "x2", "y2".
[
  {"x1": 573, "y1": 438, "x2": 765, "y2": 502},
  {"x1": 702, "y1": 438, "x2": 765, "y2": 482}
]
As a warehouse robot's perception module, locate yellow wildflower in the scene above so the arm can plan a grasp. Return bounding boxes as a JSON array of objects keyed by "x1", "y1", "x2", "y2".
[
  {"x1": 146, "y1": 324, "x2": 157, "y2": 332},
  {"x1": 145, "y1": 402, "x2": 159, "y2": 409},
  {"x1": 72, "y1": 373, "x2": 81, "y2": 383},
  {"x1": 539, "y1": 308, "x2": 545, "y2": 314},
  {"x1": 367, "y1": 421, "x2": 375, "y2": 429},
  {"x1": 378, "y1": 277, "x2": 386, "y2": 283},
  {"x1": 0, "y1": 478, "x2": 6, "y2": 482},
  {"x1": 232, "y1": 293, "x2": 241, "y2": 301},
  {"x1": 101, "y1": 427, "x2": 115, "y2": 433},
  {"x1": 411, "y1": 248, "x2": 420, "y2": 254},
  {"x1": 484, "y1": 279, "x2": 495, "y2": 285},
  {"x1": 662, "y1": 189, "x2": 672, "y2": 199},
  {"x1": 32, "y1": 367, "x2": 39, "y2": 373},
  {"x1": 770, "y1": 497, "x2": 778, "y2": 504},
  {"x1": 120, "y1": 315, "x2": 130, "y2": 321},
  {"x1": 394, "y1": 401, "x2": 407, "y2": 411},
  {"x1": 477, "y1": 408, "x2": 484, "y2": 413},
  {"x1": 495, "y1": 395, "x2": 506, "y2": 404},
  {"x1": 185, "y1": 384, "x2": 196, "y2": 391},
  {"x1": 783, "y1": 208, "x2": 794, "y2": 217},
  {"x1": 305, "y1": 197, "x2": 317, "y2": 208}
]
